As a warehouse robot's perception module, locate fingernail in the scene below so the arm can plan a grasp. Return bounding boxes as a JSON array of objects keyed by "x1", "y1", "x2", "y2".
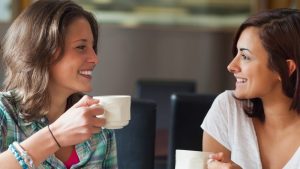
[{"x1": 207, "y1": 158, "x2": 214, "y2": 164}]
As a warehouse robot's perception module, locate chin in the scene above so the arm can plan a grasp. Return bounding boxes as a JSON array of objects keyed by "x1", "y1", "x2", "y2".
[
  {"x1": 83, "y1": 88, "x2": 92, "y2": 92},
  {"x1": 79, "y1": 86, "x2": 92, "y2": 93},
  {"x1": 233, "y1": 90, "x2": 249, "y2": 99}
]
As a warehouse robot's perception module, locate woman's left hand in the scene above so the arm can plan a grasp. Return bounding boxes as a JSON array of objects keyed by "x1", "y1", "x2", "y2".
[{"x1": 207, "y1": 152, "x2": 242, "y2": 169}]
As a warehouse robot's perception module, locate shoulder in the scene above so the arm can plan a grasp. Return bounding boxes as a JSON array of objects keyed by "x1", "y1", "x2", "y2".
[
  {"x1": 212, "y1": 90, "x2": 242, "y2": 111},
  {"x1": 0, "y1": 91, "x2": 18, "y2": 116},
  {"x1": 215, "y1": 90, "x2": 238, "y2": 102},
  {"x1": 203, "y1": 90, "x2": 246, "y2": 127},
  {"x1": 0, "y1": 91, "x2": 19, "y2": 149},
  {"x1": 0, "y1": 91, "x2": 13, "y2": 117},
  {"x1": 0, "y1": 90, "x2": 16, "y2": 106},
  {"x1": 0, "y1": 91, "x2": 19, "y2": 127},
  {"x1": 201, "y1": 90, "x2": 250, "y2": 151}
]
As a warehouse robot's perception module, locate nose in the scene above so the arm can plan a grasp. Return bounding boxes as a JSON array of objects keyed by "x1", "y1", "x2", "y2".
[
  {"x1": 227, "y1": 55, "x2": 240, "y2": 73},
  {"x1": 88, "y1": 48, "x2": 99, "y2": 65}
]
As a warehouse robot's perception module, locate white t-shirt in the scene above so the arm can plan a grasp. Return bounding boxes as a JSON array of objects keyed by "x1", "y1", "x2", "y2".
[{"x1": 201, "y1": 90, "x2": 300, "y2": 169}]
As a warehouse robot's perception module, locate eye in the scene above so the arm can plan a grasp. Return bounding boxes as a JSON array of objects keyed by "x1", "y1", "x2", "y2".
[
  {"x1": 76, "y1": 45, "x2": 86, "y2": 51},
  {"x1": 241, "y1": 54, "x2": 251, "y2": 61}
]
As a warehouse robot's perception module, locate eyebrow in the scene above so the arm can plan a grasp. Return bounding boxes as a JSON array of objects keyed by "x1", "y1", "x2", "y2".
[
  {"x1": 73, "y1": 39, "x2": 87, "y2": 43},
  {"x1": 72, "y1": 39, "x2": 95, "y2": 45},
  {"x1": 239, "y1": 48, "x2": 252, "y2": 54}
]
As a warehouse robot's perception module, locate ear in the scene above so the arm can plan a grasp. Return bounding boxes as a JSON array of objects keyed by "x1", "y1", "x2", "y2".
[
  {"x1": 286, "y1": 59, "x2": 296, "y2": 76},
  {"x1": 51, "y1": 48, "x2": 62, "y2": 64}
]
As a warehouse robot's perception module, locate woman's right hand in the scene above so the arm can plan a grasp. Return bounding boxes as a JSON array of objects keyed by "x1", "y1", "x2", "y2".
[{"x1": 49, "y1": 95, "x2": 106, "y2": 147}]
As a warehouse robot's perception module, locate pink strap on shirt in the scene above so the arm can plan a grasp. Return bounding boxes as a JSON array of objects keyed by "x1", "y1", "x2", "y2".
[{"x1": 64, "y1": 148, "x2": 80, "y2": 169}]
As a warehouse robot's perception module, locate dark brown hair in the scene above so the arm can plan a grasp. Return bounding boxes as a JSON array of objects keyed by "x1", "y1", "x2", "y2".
[
  {"x1": 232, "y1": 8, "x2": 300, "y2": 122},
  {"x1": 1, "y1": 0, "x2": 98, "y2": 120}
]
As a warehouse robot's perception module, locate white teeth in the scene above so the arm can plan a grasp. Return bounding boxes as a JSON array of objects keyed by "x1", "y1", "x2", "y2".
[
  {"x1": 79, "y1": 70, "x2": 92, "y2": 76},
  {"x1": 236, "y1": 78, "x2": 247, "y2": 83}
]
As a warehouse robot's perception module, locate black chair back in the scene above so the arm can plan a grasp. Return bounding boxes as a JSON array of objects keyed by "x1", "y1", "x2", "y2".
[
  {"x1": 136, "y1": 79, "x2": 196, "y2": 166},
  {"x1": 115, "y1": 98, "x2": 156, "y2": 169},
  {"x1": 167, "y1": 93, "x2": 216, "y2": 169},
  {"x1": 136, "y1": 79, "x2": 196, "y2": 129}
]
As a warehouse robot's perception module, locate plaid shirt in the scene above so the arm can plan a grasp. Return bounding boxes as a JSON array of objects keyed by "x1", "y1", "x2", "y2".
[{"x1": 0, "y1": 91, "x2": 118, "y2": 169}]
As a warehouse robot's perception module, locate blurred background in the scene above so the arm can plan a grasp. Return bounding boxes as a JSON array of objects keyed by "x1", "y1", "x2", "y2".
[{"x1": 0, "y1": 0, "x2": 298, "y2": 97}]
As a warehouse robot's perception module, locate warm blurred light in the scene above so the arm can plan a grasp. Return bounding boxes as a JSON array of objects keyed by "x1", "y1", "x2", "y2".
[{"x1": 20, "y1": 0, "x2": 32, "y2": 11}]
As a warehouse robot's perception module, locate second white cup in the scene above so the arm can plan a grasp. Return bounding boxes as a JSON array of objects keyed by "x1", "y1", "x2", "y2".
[{"x1": 175, "y1": 149, "x2": 212, "y2": 169}]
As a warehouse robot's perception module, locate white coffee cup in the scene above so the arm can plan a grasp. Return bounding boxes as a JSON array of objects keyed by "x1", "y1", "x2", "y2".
[
  {"x1": 93, "y1": 95, "x2": 131, "y2": 129},
  {"x1": 175, "y1": 149, "x2": 212, "y2": 169}
]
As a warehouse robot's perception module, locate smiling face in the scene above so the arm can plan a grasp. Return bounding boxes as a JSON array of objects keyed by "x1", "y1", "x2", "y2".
[
  {"x1": 49, "y1": 17, "x2": 99, "y2": 97},
  {"x1": 227, "y1": 27, "x2": 282, "y2": 99}
]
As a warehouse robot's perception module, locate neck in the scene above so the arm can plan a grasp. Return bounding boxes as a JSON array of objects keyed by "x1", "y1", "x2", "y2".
[
  {"x1": 261, "y1": 93, "x2": 299, "y2": 130},
  {"x1": 46, "y1": 83, "x2": 75, "y2": 123},
  {"x1": 47, "y1": 92, "x2": 69, "y2": 123}
]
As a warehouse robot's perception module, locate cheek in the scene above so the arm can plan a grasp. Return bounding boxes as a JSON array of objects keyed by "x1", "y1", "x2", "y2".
[
  {"x1": 50, "y1": 63, "x2": 70, "y2": 81},
  {"x1": 252, "y1": 69, "x2": 280, "y2": 89},
  {"x1": 244, "y1": 66, "x2": 266, "y2": 85}
]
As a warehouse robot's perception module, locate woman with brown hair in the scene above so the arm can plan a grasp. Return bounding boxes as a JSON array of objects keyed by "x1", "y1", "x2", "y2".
[
  {"x1": 0, "y1": 0, "x2": 117, "y2": 168},
  {"x1": 202, "y1": 8, "x2": 300, "y2": 169}
]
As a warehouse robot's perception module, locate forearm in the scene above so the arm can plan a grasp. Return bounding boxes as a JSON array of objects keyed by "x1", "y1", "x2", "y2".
[
  {"x1": 21, "y1": 126, "x2": 60, "y2": 165},
  {"x1": 0, "y1": 126, "x2": 59, "y2": 169},
  {"x1": 0, "y1": 150, "x2": 22, "y2": 169}
]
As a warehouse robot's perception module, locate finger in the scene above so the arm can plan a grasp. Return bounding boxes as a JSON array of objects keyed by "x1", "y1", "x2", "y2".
[
  {"x1": 88, "y1": 105, "x2": 105, "y2": 116},
  {"x1": 90, "y1": 126, "x2": 102, "y2": 134},
  {"x1": 207, "y1": 159, "x2": 231, "y2": 169},
  {"x1": 73, "y1": 95, "x2": 99, "y2": 108},
  {"x1": 91, "y1": 116, "x2": 106, "y2": 128}
]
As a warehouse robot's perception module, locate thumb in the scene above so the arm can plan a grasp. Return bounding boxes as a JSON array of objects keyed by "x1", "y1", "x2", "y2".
[
  {"x1": 210, "y1": 152, "x2": 225, "y2": 161},
  {"x1": 73, "y1": 95, "x2": 99, "y2": 108}
]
